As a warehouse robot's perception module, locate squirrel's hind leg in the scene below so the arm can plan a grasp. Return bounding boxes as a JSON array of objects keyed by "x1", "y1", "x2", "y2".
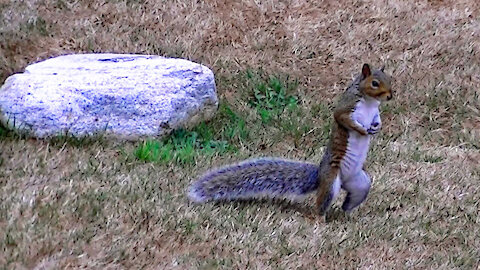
[
  {"x1": 316, "y1": 170, "x2": 341, "y2": 216},
  {"x1": 341, "y1": 170, "x2": 371, "y2": 212}
]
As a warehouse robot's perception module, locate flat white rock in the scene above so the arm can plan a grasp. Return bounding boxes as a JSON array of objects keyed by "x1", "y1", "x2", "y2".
[{"x1": 0, "y1": 54, "x2": 218, "y2": 139}]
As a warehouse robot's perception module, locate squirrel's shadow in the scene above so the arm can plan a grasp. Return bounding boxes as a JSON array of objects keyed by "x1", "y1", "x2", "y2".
[{"x1": 213, "y1": 198, "x2": 347, "y2": 223}]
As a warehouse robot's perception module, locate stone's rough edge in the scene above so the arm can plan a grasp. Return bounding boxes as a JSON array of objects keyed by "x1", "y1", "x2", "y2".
[
  {"x1": 0, "y1": 72, "x2": 30, "y2": 134},
  {"x1": 24, "y1": 54, "x2": 212, "y2": 75},
  {"x1": 0, "y1": 54, "x2": 219, "y2": 141},
  {"x1": 0, "y1": 96, "x2": 219, "y2": 140}
]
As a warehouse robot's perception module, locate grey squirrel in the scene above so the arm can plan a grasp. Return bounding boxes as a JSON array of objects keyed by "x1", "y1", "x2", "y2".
[{"x1": 188, "y1": 64, "x2": 393, "y2": 216}]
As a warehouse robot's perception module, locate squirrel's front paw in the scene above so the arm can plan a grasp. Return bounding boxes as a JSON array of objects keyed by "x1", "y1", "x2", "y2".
[
  {"x1": 367, "y1": 127, "x2": 380, "y2": 135},
  {"x1": 367, "y1": 122, "x2": 381, "y2": 135}
]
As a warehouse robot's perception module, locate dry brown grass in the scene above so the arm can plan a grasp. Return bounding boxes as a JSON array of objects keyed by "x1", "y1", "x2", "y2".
[{"x1": 1, "y1": 0, "x2": 480, "y2": 269}]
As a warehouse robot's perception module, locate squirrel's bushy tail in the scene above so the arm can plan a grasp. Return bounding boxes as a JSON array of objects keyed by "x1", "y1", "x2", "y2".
[{"x1": 188, "y1": 158, "x2": 319, "y2": 203}]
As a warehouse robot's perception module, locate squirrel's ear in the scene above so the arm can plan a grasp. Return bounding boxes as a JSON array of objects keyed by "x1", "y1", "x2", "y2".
[
  {"x1": 361, "y1": 63, "x2": 372, "y2": 78},
  {"x1": 380, "y1": 65, "x2": 385, "y2": 72}
]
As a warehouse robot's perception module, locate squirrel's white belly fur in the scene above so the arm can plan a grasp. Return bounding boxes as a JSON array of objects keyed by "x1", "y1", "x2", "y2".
[{"x1": 340, "y1": 97, "x2": 380, "y2": 180}]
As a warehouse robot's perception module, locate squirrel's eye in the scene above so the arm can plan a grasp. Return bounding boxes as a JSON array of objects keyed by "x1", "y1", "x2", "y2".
[{"x1": 371, "y1": 80, "x2": 380, "y2": 88}]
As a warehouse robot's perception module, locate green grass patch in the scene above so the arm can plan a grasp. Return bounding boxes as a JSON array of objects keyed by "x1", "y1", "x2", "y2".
[
  {"x1": 216, "y1": 103, "x2": 249, "y2": 144},
  {"x1": 245, "y1": 70, "x2": 319, "y2": 144},
  {"x1": 134, "y1": 110, "x2": 239, "y2": 165},
  {"x1": 246, "y1": 70, "x2": 299, "y2": 124}
]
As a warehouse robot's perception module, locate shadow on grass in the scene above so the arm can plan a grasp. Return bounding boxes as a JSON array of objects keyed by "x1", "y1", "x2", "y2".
[
  {"x1": 207, "y1": 197, "x2": 353, "y2": 223},
  {"x1": 211, "y1": 199, "x2": 319, "y2": 221},
  {"x1": 0, "y1": 123, "x2": 111, "y2": 150}
]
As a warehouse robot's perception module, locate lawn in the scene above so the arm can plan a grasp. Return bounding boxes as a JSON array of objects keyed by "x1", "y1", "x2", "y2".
[{"x1": 1, "y1": 0, "x2": 479, "y2": 269}]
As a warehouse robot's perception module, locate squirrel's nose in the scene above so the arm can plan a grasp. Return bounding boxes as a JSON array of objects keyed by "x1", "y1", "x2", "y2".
[{"x1": 387, "y1": 93, "x2": 393, "y2": 100}]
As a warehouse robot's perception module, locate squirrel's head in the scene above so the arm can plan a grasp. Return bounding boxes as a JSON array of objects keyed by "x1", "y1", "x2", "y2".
[{"x1": 358, "y1": 64, "x2": 393, "y2": 101}]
